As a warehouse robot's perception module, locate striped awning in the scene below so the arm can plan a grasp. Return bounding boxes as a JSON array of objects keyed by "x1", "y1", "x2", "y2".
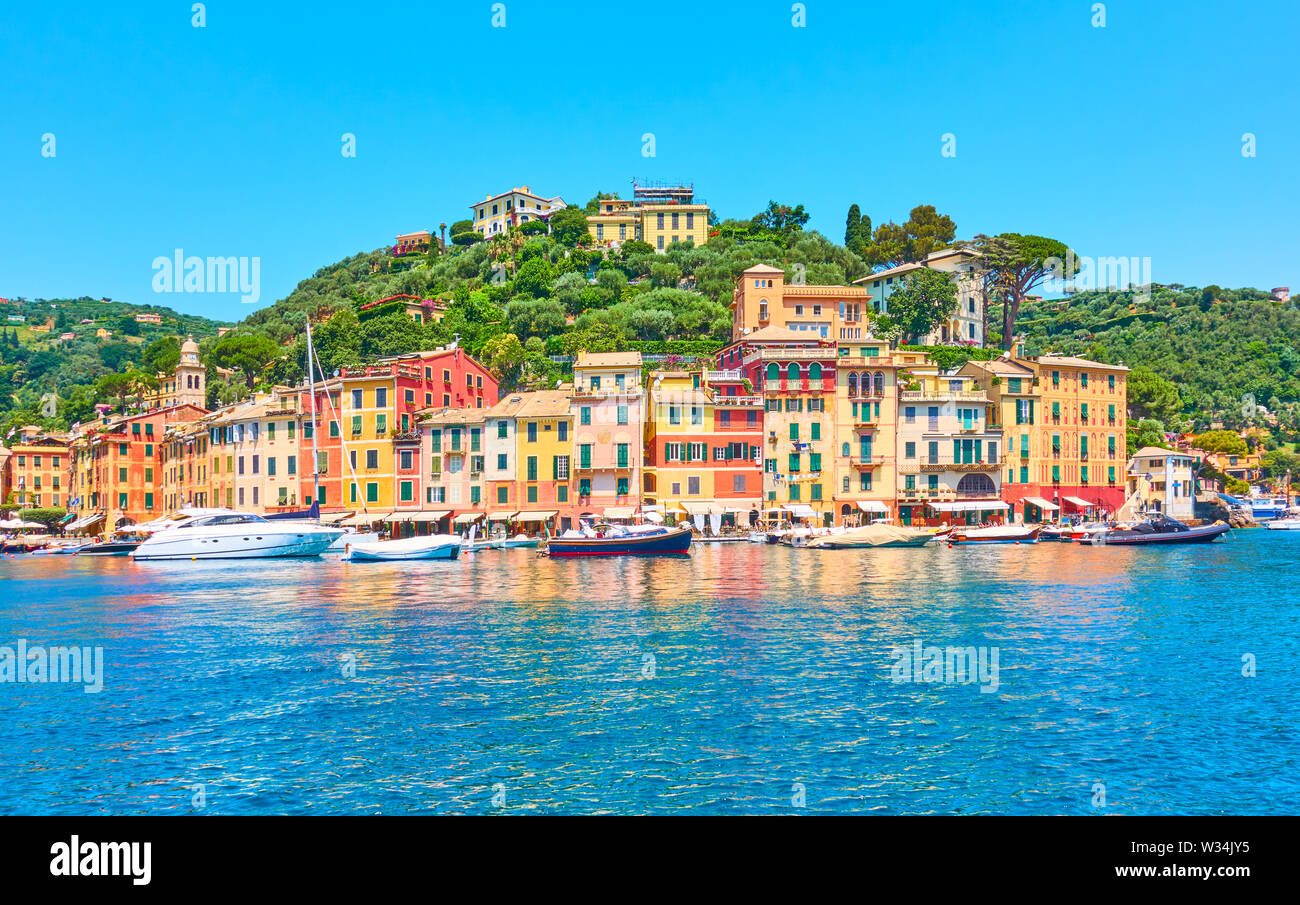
[
  {"x1": 409, "y1": 510, "x2": 451, "y2": 522},
  {"x1": 453, "y1": 511, "x2": 485, "y2": 524},
  {"x1": 603, "y1": 506, "x2": 637, "y2": 519},
  {"x1": 783, "y1": 504, "x2": 817, "y2": 519},
  {"x1": 66, "y1": 512, "x2": 106, "y2": 532},
  {"x1": 856, "y1": 500, "x2": 889, "y2": 513},
  {"x1": 1062, "y1": 496, "x2": 1094, "y2": 508},
  {"x1": 486, "y1": 510, "x2": 517, "y2": 521},
  {"x1": 680, "y1": 501, "x2": 723, "y2": 515}
]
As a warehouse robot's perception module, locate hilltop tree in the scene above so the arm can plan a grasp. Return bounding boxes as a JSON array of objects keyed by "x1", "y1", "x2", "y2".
[
  {"x1": 94, "y1": 369, "x2": 156, "y2": 413},
  {"x1": 1127, "y1": 366, "x2": 1182, "y2": 424},
  {"x1": 1193, "y1": 430, "x2": 1248, "y2": 455},
  {"x1": 209, "y1": 332, "x2": 281, "y2": 389},
  {"x1": 902, "y1": 205, "x2": 957, "y2": 260},
  {"x1": 971, "y1": 232, "x2": 1078, "y2": 350},
  {"x1": 751, "y1": 200, "x2": 810, "y2": 240},
  {"x1": 548, "y1": 207, "x2": 590, "y2": 247}
]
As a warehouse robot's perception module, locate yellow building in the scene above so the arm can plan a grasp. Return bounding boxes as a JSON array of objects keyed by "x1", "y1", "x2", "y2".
[
  {"x1": 1026, "y1": 355, "x2": 1129, "y2": 516},
  {"x1": 586, "y1": 183, "x2": 711, "y2": 251},
  {"x1": 494, "y1": 390, "x2": 574, "y2": 529},
  {"x1": 4, "y1": 427, "x2": 69, "y2": 509},
  {"x1": 831, "y1": 337, "x2": 901, "y2": 524}
]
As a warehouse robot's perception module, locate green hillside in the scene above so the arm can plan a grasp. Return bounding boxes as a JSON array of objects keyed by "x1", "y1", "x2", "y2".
[{"x1": 0, "y1": 296, "x2": 231, "y2": 432}]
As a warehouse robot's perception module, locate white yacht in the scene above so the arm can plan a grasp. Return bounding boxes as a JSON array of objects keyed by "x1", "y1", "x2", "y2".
[{"x1": 132, "y1": 510, "x2": 345, "y2": 560}]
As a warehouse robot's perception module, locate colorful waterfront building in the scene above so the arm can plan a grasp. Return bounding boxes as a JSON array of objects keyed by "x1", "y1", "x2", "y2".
[
  {"x1": 1025, "y1": 356, "x2": 1129, "y2": 517},
  {"x1": 486, "y1": 390, "x2": 574, "y2": 531},
  {"x1": 1125, "y1": 447, "x2": 1197, "y2": 520},
  {"x1": 893, "y1": 351, "x2": 1004, "y2": 527},
  {"x1": 956, "y1": 356, "x2": 1048, "y2": 520},
  {"x1": 3, "y1": 426, "x2": 69, "y2": 509},
  {"x1": 419, "y1": 406, "x2": 487, "y2": 533},
  {"x1": 68, "y1": 405, "x2": 206, "y2": 531},
  {"x1": 338, "y1": 348, "x2": 497, "y2": 514},
  {"x1": 570, "y1": 351, "x2": 644, "y2": 518},
  {"x1": 643, "y1": 369, "x2": 764, "y2": 524},
  {"x1": 724, "y1": 328, "x2": 838, "y2": 524},
  {"x1": 729, "y1": 264, "x2": 873, "y2": 343},
  {"x1": 832, "y1": 336, "x2": 902, "y2": 525}
]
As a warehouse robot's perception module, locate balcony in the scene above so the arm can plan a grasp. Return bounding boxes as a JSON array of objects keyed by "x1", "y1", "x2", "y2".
[
  {"x1": 899, "y1": 389, "x2": 986, "y2": 403},
  {"x1": 703, "y1": 369, "x2": 743, "y2": 383},
  {"x1": 853, "y1": 417, "x2": 878, "y2": 430},
  {"x1": 392, "y1": 429, "x2": 421, "y2": 443},
  {"x1": 917, "y1": 456, "x2": 1002, "y2": 473},
  {"x1": 849, "y1": 459, "x2": 879, "y2": 469},
  {"x1": 713, "y1": 394, "x2": 763, "y2": 407},
  {"x1": 571, "y1": 385, "x2": 642, "y2": 400}
]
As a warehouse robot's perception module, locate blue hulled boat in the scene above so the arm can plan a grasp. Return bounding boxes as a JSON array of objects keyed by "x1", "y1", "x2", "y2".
[{"x1": 546, "y1": 524, "x2": 692, "y2": 557}]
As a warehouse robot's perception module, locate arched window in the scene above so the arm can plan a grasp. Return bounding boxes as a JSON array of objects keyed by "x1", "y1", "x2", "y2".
[
  {"x1": 809, "y1": 362, "x2": 822, "y2": 380},
  {"x1": 766, "y1": 362, "x2": 780, "y2": 381},
  {"x1": 787, "y1": 362, "x2": 800, "y2": 380},
  {"x1": 957, "y1": 474, "x2": 997, "y2": 497},
  {"x1": 842, "y1": 443, "x2": 850, "y2": 457},
  {"x1": 874, "y1": 371, "x2": 885, "y2": 396},
  {"x1": 847, "y1": 372, "x2": 858, "y2": 396}
]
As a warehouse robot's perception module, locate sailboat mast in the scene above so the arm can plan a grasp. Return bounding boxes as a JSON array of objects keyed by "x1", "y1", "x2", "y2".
[{"x1": 306, "y1": 318, "x2": 321, "y2": 510}]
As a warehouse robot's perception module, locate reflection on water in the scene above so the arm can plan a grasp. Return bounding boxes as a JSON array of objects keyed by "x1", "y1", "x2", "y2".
[{"x1": 1, "y1": 531, "x2": 1297, "y2": 814}]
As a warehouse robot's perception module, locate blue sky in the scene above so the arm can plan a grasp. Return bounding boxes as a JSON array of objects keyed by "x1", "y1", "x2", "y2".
[{"x1": 2, "y1": 0, "x2": 1296, "y2": 321}]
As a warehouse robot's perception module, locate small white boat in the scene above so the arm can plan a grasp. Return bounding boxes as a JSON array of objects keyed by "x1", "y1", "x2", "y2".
[
  {"x1": 947, "y1": 525, "x2": 1042, "y2": 545},
  {"x1": 498, "y1": 534, "x2": 540, "y2": 548},
  {"x1": 344, "y1": 535, "x2": 462, "y2": 561}
]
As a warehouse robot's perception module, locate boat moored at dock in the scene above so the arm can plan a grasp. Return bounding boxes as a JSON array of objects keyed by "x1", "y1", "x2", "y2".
[
  {"x1": 1080, "y1": 515, "x2": 1230, "y2": 545},
  {"x1": 132, "y1": 510, "x2": 345, "y2": 560},
  {"x1": 947, "y1": 525, "x2": 1041, "y2": 545},
  {"x1": 343, "y1": 535, "x2": 462, "y2": 561},
  {"x1": 546, "y1": 524, "x2": 692, "y2": 557}
]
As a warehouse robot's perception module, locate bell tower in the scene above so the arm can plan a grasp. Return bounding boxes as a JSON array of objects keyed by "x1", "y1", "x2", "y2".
[{"x1": 175, "y1": 335, "x2": 206, "y2": 408}]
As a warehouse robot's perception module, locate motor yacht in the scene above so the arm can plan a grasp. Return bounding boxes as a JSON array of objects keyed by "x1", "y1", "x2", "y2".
[{"x1": 132, "y1": 510, "x2": 345, "y2": 560}]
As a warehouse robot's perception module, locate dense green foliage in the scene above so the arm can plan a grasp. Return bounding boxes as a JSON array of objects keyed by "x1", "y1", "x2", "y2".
[
  {"x1": 1016, "y1": 285, "x2": 1300, "y2": 434},
  {"x1": 0, "y1": 296, "x2": 229, "y2": 435}
]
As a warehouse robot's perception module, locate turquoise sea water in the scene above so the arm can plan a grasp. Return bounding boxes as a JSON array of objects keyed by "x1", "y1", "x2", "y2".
[{"x1": 1, "y1": 530, "x2": 1297, "y2": 815}]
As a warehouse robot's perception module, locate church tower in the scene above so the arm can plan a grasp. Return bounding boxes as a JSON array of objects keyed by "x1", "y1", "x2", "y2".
[{"x1": 174, "y1": 335, "x2": 206, "y2": 408}]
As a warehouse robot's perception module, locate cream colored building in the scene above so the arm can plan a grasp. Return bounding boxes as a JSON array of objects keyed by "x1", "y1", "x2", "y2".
[
  {"x1": 1125, "y1": 447, "x2": 1197, "y2": 520},
  {"x1": 470, "y1": 186, "x2": 565, "y2": 238},
  {"x1": 853, "y1": 247, "x2": 987, "y2": 346}
]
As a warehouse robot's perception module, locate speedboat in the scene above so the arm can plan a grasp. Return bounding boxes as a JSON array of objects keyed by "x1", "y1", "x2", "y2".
[
  {"x1": 1265, "y1": 508, "x2": 1300, "y2": 530},
  {"x1": 806, "y1": 524, "x2": 933, "y2": 548},
  {"x1": 132, "y1": 510, "x2": 345, "y2": 560},
  {"x1": 78, "y1": 530, "x2": 151, "y2": 555},
  {"x1": 947, "y1": 525, "x2": 1041, "y2": 545},
  {"x1": 547, "y1": 523, "x2": 692, "y2": 556},
  {"x1": 1081, "y1": 515, "x2": 1230, "y2": 546},
  {"x1": 343, "y1": 535, "x2": 462, "y2": 561}
]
